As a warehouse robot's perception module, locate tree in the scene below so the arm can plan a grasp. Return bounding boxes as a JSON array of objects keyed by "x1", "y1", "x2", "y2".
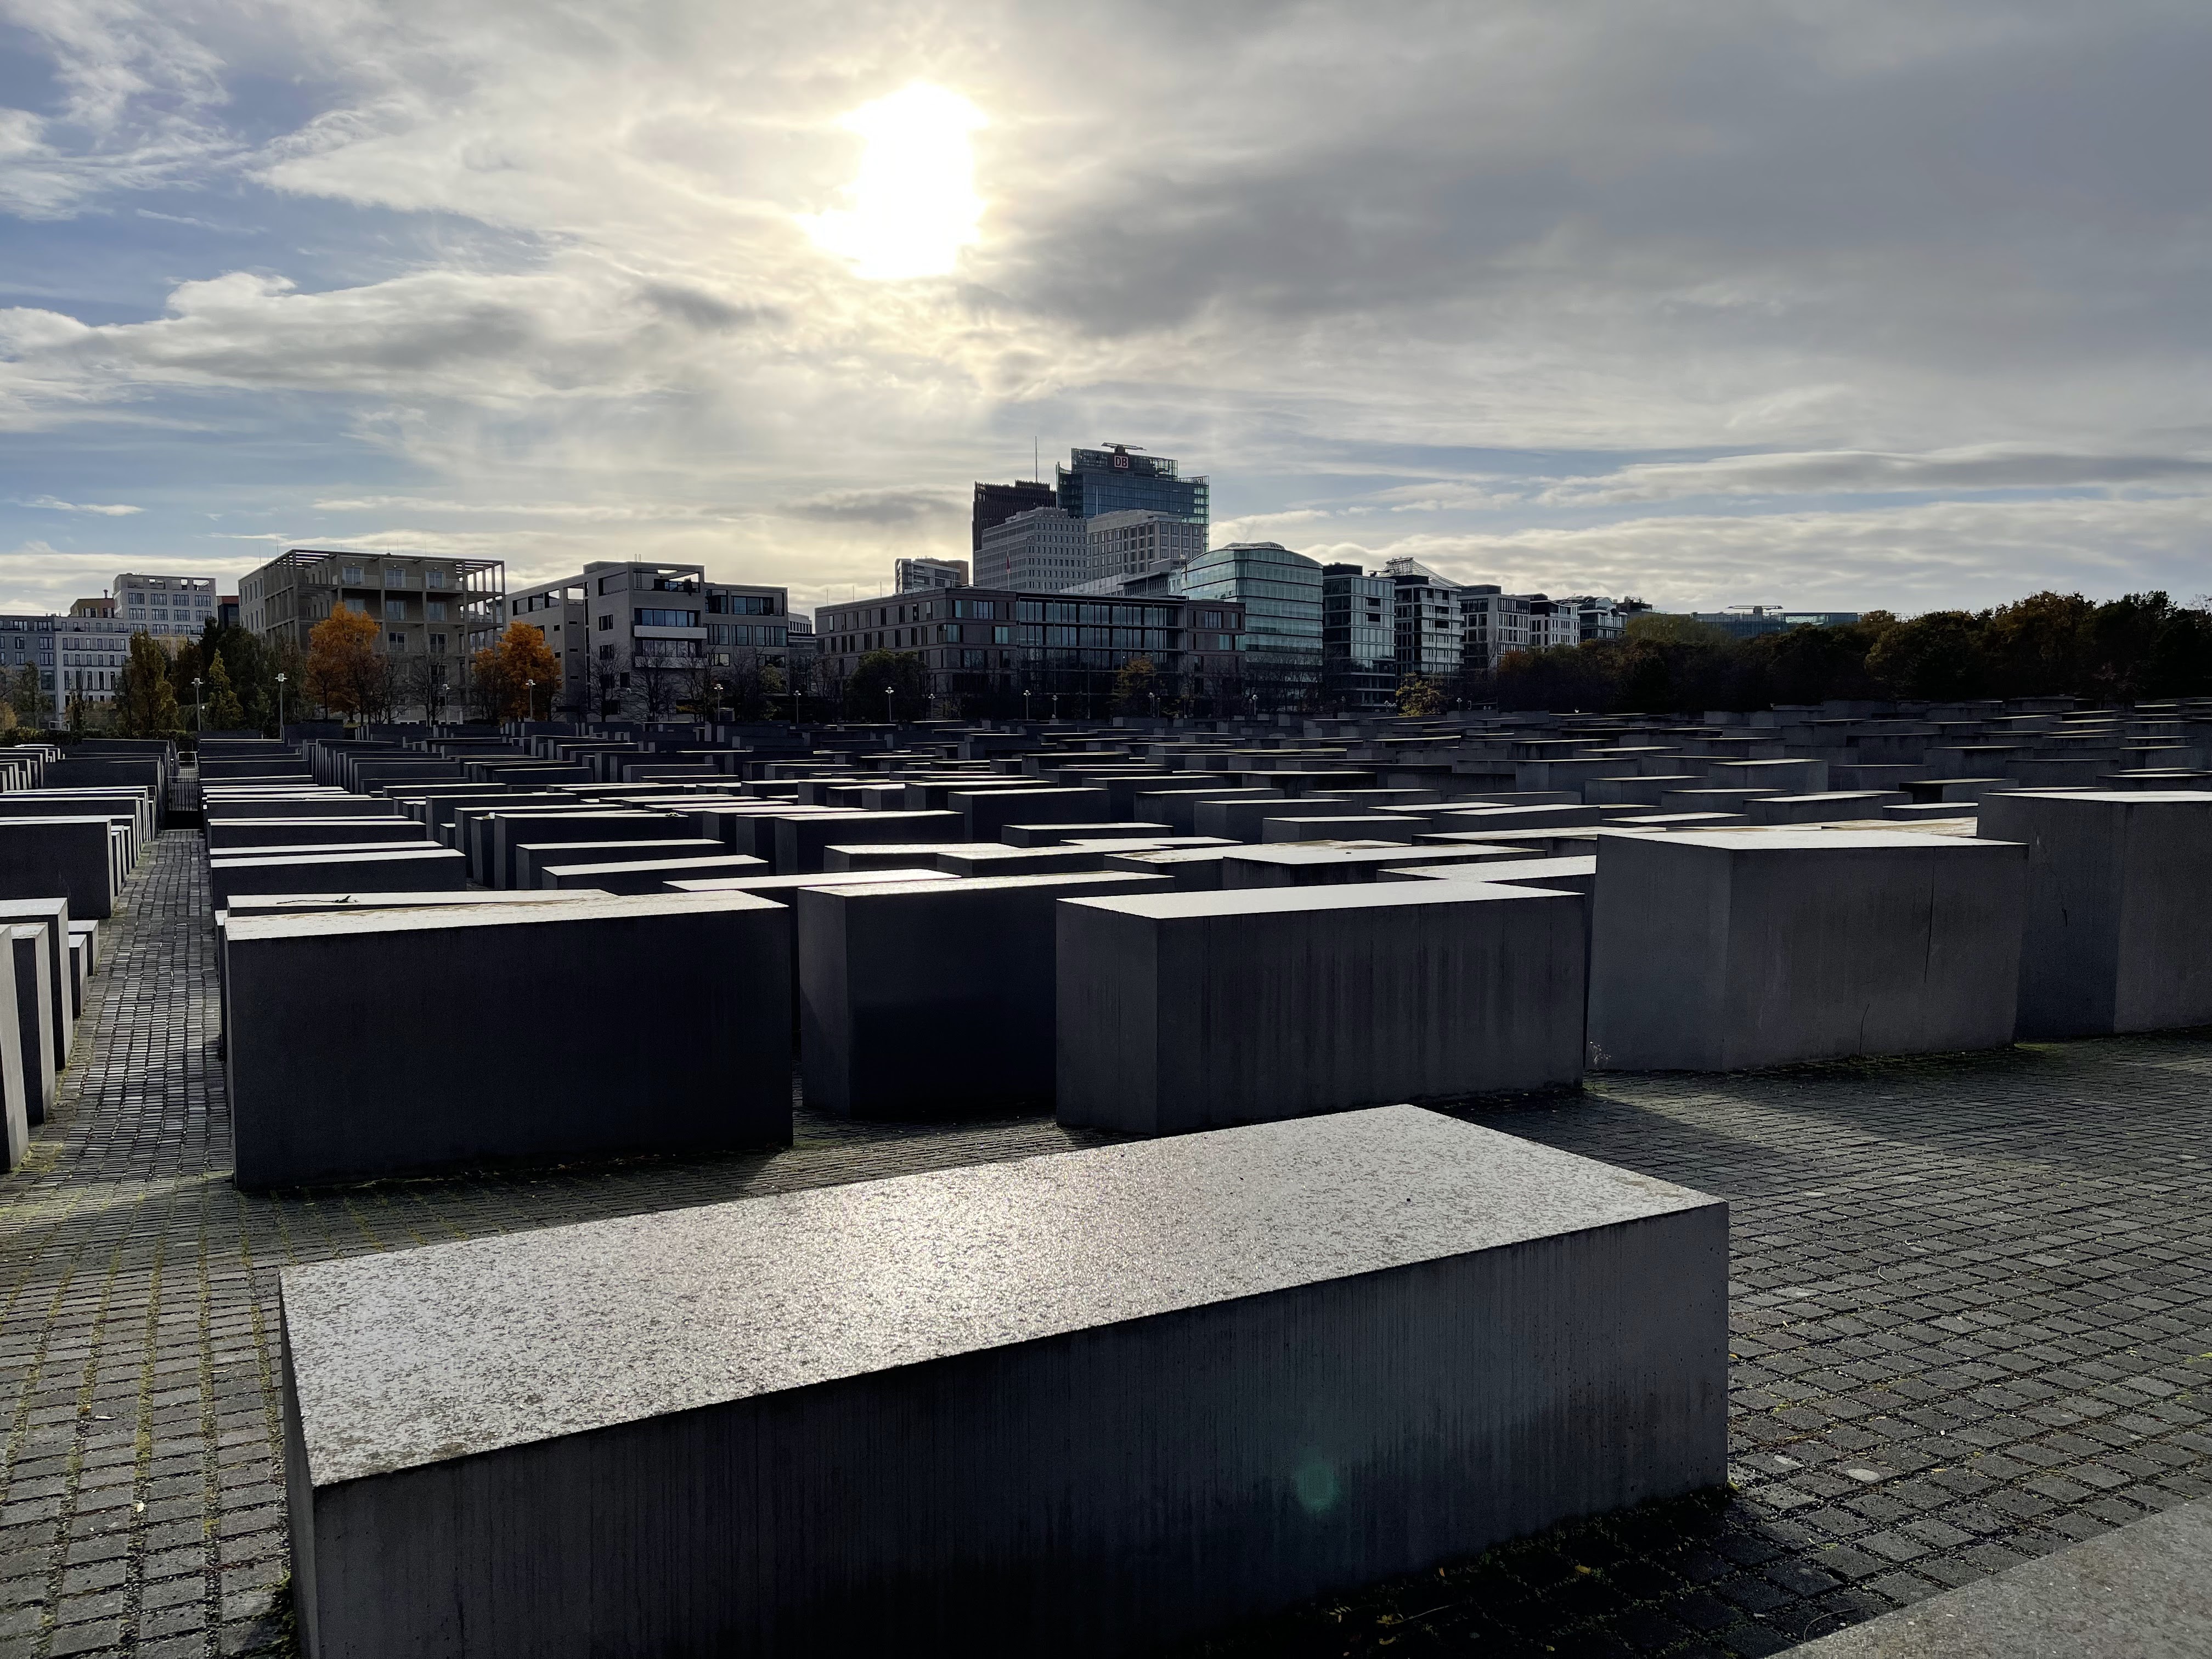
[
  {"x1": 845, "y1": 650, "x2": 930, "y2": 721},
  {"x1": 1865, "y1": 611, "x2": 1988, "y2": 700},
  {"x1": 470, "y1": 622, "x2": 563, "y2": 720},
  {"x1": 400, "y1": 653, "x2": 453, "y2": 724},
  {"x1": 585, "y1": 651, "x2": 629, "y2": 721},
  {"x1": 200, "y1": 618, "x2": 277, "y2": 732},
  {"x1": 304, "y1": 604, "x2": 382, "y2": 720},
  {"x1": 114, "y1": 634, "x2": 182, "y2": 737},
  {"x1": 1396, "y1": 673, "x2": 1446, "y2": 717},
  {"x1": 203, "y1": 652, "x2": 246, "y2": 730},
  {"x1": 1111, "y1": 655, "x2": 1160, "y2": 716},
  {"x1": 5, "y1": 665, "x2": 44, "y2": 730}
]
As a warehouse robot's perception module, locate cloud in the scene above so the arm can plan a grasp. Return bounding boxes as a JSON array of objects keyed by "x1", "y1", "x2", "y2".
[{"x1": 21, "y1": 495, "x2": 141, "y2": 514}]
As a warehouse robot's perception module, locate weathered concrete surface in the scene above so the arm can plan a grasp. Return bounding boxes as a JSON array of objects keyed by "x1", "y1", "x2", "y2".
[
  {"x1": 1791, "y1": 1496, "x2": 2212, "y2": 1658},
  {"x1": 540, "y1": 855, "x2": 768, "y2": 893},
  {"x1": 0, "y1": 817, "x2": 114, "y2": 919},
  {"x1": 1259, "y1": 813, "x2": 1421, "y2": 844},
  {"x1": 278, "y1": 1107, "x2": 1726, "y2": 1659},
  {"x1": 799, "y1": 871, "x2": 1171, "y2": 1118},
  {"x1": 227, "y1": 893, "x2": 791, "y2": 1188},
  {"x1": 1057, "y1": 884, "x2": 1585, "y2": 1134},
  {"x1": 8, "y1": 924, "x2": 53, "y2": 1127},
  {"x1": 1976, "y1": 789, "x2": 2212, "y2": 1038},
  {"x1": 1222, "y1": 844, "x2": 1534, "y2": 888},
  {"x1": 772, "y1": 810, "x2": 964, "y2": 874},
  {"x1": 512, "y1": 838, "x2": 724, "y2": 889},
  {"x1": 207, "y1": 848, "x2": 466, "y2": 911},
  {"x1": 1588, "y1": 831, "x2": 2026, "y2": 1071}
]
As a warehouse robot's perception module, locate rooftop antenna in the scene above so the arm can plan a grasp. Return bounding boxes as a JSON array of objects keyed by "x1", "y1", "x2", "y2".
[{"x1": 1034, "y1": 437, "x2": 1039, "y2": 482}]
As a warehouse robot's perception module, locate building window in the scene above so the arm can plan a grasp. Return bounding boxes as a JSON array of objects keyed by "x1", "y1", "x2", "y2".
[
  {"x1": 426, "y1": 601, "x2": 447, "y2": 621},
  {"x1": 384, "y1": 600, "x2": 405, "y2": 620},
  {"x1": 597, "y1": 614, "x2": 612, "y2": 630},
  {"x1": 635, "y1": 608, "x2": 699, "y2": 628},
  {"x1": 426, "y1": 569, "x2": 449, "y2": 589},
  {"x1": 387, "y1": 633, "x2": 407, "y2": 651},
  {"x1": 429, "y1": 633, "x2": 447, "y2": 653},
  {"x1": 993, "y1": 627, "x2": 1011, "y2": 645},
  {"x1": 342, "y1": 566, "x2": 365, "y2": 584},
  {"x1": 599, "y1": 644, "x2": 614, "y2": 659}
]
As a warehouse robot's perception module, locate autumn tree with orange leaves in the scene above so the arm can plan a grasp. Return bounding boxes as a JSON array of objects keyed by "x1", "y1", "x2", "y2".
[{"x1": 471, "y1": 622, "x2": 562, "y2": 719}]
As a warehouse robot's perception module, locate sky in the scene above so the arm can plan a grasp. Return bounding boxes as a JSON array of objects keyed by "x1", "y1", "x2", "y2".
[{"x1": 1, "y1": 0, "x2": 2207, "y2": 622}]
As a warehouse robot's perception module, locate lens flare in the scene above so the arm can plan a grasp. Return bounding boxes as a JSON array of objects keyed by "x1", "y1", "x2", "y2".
[{"x1": 806, "y1": 84, "x2": 986, "y2": 281}]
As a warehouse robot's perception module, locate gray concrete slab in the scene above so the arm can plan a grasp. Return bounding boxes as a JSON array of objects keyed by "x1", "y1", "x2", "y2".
[
  {"x1": 1195, "y1": 796, "x2": 1347, "y2": 842},
  {"x1": 8, "y1": 924, "x2": 53, "y2": 1127},
  {"x1": 798, "y1": 870, "x2": 1172, "y2": 1118},
  {"x1": 1001, "y1": 821, "x2": 1171, "y2": 847},
  {"x1": 206, "y1": 848, "x2": 467, "y2": 912},
  {"x1": 1588, "y1": 830, "x2": 2027, "y2": 1071},
  {"x1": 951, "y1": 786, "x2": 1112, "y2": 841},
  {"x1": 227, "y1": 893, "x2": 791, "y2": 1189},
  {"x1": 539, "y1": 855, "x2": 768, "y2": 893},
  {"x1": 1791, "y1": 1495, "x2": 2212, "y2": 1658},
  {"x1": 0, "y1": 816, "x2": 115, "y2": 919},
  {"x1": 1977, "y1": 789, "x2": 2212, "y2": 1039},
  {"x1": 278, "y1": 1107, "x2": 1726, "y2": 1659},
  {"x1": 1221, "y1": 844, "x2": 1540, "y2": 888},
  {"x1": 1057, "y1": 884, "x2": 1586, "y2": 1134},
  {"x1": 0, "y1": 899, "x2": 72, "y2": 1070},
  {"x1": 511, "y1": 838, "x2": 724, "y2": 889},
  {"x1": 1259, "y1": 813, "x2": 1421, "y2": 844},
  {"x1": 772, "y1": 809, "x2": 964, "y2": 874},
  {"x1": 0, "y1": 942, "x2": 20, "y2": 1169},
  {"x1": 204, "y1": 817, "x2": 425, "y2": 852}
]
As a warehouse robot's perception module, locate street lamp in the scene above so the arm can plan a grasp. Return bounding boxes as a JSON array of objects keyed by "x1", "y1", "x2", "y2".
[
  {"x1": 1050, "y1": 692, "x2": 1060, "y2": 723},
  {"x1": 523, "y1": 678, "x2": 535, "y2": 724},
  {"x1": 191, "y1": 676, "x2": 202, "y2": 733},
  {"x1": 275, "y1": 672, "x2": 286, "y2": 734},
  {"x1": 1023, "y1": 689, "x2": 1032, "y2": 724},
  {"x1": 884, "y1": 685, "x2": 894, "y2": 727}
]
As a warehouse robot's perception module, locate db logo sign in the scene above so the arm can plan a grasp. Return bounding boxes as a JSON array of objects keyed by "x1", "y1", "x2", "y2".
[{"x1": 1113, "y1": 453, "x2": 1130, "y2": 469}]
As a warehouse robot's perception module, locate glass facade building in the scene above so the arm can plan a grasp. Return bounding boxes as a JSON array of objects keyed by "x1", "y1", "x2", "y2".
[
  {"x1": 1177, "y1": 543, "x2": 1323, "y2": 709},
  {"x1": 1322, "y1": 565, "x2": 1397, "y2": 710},
  {"x1": 1056, "y1": 445, "x2": 1209, "y2": 533}
]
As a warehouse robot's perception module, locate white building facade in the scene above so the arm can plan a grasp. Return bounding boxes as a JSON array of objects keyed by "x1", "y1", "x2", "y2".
[
  {"x1": 1082, "y1": 510, "x2": 1207, "y2": 589},
  {"x1": 976, "y1": 506, "x2": 1087, "y2": 592},
  {"x1": 116, "y1": 573, "x2": 217, "y2": 645}
]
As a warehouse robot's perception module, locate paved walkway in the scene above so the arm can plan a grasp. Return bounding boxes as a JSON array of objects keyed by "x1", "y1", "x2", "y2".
[{"x1": 0, "y1": 832, "x2": 2206, "y2": 1657}]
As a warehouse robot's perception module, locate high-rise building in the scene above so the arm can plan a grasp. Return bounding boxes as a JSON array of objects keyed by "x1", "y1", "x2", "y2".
[
  {"x1": 1055, "y1": 445, "x2": 1208, "y2": 533},
  {"x1": 977, "y1": 506, "x2": 1087, "y2": 592},
  {"x1": 1177, "y1": 543, "x2": 1323, "y2": 709},
  {"x1": 504, "y1": 561, "x2": 787, "y2": 718},
  {"x1": 1322, "y1": 565, "x2": 1396, "y2": 710},
  {"x1": 895, "y1": 556, "x2": 969, "y2": 593},
  {"x1": 240, "y1": 550, "x2": 505, "y2": 662},
  {"x1": 971, "y1": 481, "x2": 1056, "y2": 556},
  {"x1": 1082, "y1": 510, "x2": 1206, "y2": 588},
  {"x1": 116, "y1": 572, "x2": 218, "y2": 646}
]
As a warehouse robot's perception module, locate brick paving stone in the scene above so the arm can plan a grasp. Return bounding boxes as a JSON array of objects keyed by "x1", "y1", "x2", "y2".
[{"x1": 4, "y1": 831, "x2": 2212, "y2": 1657}]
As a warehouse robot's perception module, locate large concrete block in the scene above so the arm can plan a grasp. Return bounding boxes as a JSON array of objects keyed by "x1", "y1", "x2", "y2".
[
  {"x1": 930, "y1": 844, "x2": 1118, "y2": 877},
  {"x1": 8, "y1": 925, "x2": 53, "y2": 1127},
  {"x1": 207, "y1": 848, "x2": 467, "y2": 911},
  {"x1": 772, "y1": 809, "x2": 964, "y2": 874},
  {"x1": 1057, "y1": 884, "x2": 1585, "y2": 1135},
  {"x1": 952, "y1": 786, "x2": 1111, "y2": 842},
  {"x1": 1222, "y1": 844, "x2": 1537, "y2": 888},
  {"x1": 512, "y1": 838, "x2": 724, "y2": 889},
  {"x1": 798, "y1": 871, "x2": 1171, "y2": 1118},
  {"x1": 1588, "y1": 830, "x2": 2026, "y2": 1071},
  {"x1": 205, "y1": 817, "x2": 425, "y2": 852},
  {"x1": 0, "y1": 940, "x2": 24, "y2": 1165},
  {"x1": 540, "y1": 855, "x2": 768, "y2": 893},
  {"x1": 0, "y1": 899, "x2": 73, "y2": 1071},
  {"x1": 0, "y1": 817, "x2": 114, "y2": 919},
  {"x1": 227, "y1": 893, "x2": 792, "y2": 1188},
  {"x1": 1195, "y1": 796, "x2": 1346, "y2": 842},
  {"x1": 1002, "y1": 821, "x2": 1171, "y2": 847},
  {"x1": 488, "y1": 811, "x2": 687, "y2": 888},
  {"x1": 279, "y1": 1107, "x2": 1727, "y2": 1659},
  {"x1": 1259, "y1": 814, "x2": 1421, "y2": 844},
  {"x1": 1976, "y1": 789, "x2": 2212, "y2": 1037},
  {"x1": 1132, "y1": 787, "x2": 1283, "y2": 833}
]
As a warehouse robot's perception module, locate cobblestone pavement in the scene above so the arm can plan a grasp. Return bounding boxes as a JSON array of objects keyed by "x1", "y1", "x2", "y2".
[{"x1": 0, "y1": 832, "x2": 2207, "y2": 1658}]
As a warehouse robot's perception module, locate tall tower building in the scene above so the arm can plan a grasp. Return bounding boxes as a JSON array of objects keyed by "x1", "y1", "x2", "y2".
[
  {"x1": 971, "y1": 481, "x2": 1057, "y2": 556},
  {"x1": 1055, "y1": 445, "x2": 1209, "y2": 534}
]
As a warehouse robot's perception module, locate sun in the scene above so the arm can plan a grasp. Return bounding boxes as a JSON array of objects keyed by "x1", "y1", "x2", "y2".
[{"x1": 806, "y1": 84, "x2": 986, "y2": 281}]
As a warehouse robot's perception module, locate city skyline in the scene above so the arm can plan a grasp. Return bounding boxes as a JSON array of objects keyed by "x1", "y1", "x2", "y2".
[{"x1": 2, "y1": 3, "x2": 2207, "y2": 620}]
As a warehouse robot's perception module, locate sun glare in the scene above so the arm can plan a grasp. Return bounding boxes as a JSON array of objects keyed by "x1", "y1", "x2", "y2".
[{"x1": 806, "y1": 84, "x2": 986, "y2": 281}]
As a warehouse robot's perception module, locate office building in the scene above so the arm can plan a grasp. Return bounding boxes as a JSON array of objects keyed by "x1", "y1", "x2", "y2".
[
  {"x1": 1084, "y1": 510, "x2": 1206, "y2": 588},
  {"x1": 896, "y1": 557, "x2": 969, "y2": 594},
  {"x1": 1178, "y1": 543, "x2": 1324, "y2": 709},
  {"x1": 0, "y1": 612, "x2": 129, "y2": 710},
  {"x1": 971, "y1": 480, "x2": 1056, "y2": 557},
  {"x1": 116, "y1": 573, "x2": 218, "y2": 645},
  {"x1": 977, "y1": 506, "x2": 1087, "y2": 592},
  {"x1": 69, "y1": 597, "x2": 114, "y2": 618},
  {"x1": 505, "y1": 562, "x2": 788, "y2": 719},
  {"x1": 1560, "y1": 595, "x2": 1633, "y2": 645},
  {"x1": 815, "y1": 584, "x2": 1244, "y2": 710},
  {"x1": 1322, "y1": 565, "x2": 1397, "y2": 711},
  {"x1": 1055, "y1": 445, "x2": 1209, "y2": 534},
  {"x1": 240, "y1": 550, "x2": 505, "y2": 661}
]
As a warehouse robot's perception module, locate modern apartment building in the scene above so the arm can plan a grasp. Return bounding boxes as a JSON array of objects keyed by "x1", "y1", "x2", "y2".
[
  {"x1": 1322, "y1": 565, "x2": 1397, "y2": 710},
  {"x1": 895, "y1": 556, "x2": 969, "y2": 593},
  {"x1": 0, "y1": 613, "x2": 129, "y2": 710},
  {"x1": 116, "y1": 573, "x2": 218, "y2": 645},
  {"x1": 977, "y1": 506, "x2": 1087, "y2": 591},
  {"x1": 1383, "y1": 559, "x2": 1465, "y2": 681},
  {"x1": 239, "y1": 550, "x2": 505, "y2": 661},
  {"x1": 814, "y1": 584, "x2": 1245, "y2": 710},
  {"x1": 504, "y1": 561, "x2": 788, "y2": 718}
]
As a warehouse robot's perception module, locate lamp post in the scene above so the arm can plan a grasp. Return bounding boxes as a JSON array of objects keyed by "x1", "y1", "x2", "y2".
[
  {"x1": 523, "y1": 678, "x2": 535, "y2": 724},
  {"x1": 1050, "y1": 692, "x2": 1060, "y2": 723},
  {"x1": 884, "y1": 685, "x2": 894, "y2": 728},
  {"x1": 1023, "y1": 689, "x2": 1032, "y2": 725},
  {"x1": 191, "y1": 676, "x2": 202, "y2": 733},
  {"x1": 275, "y1": 672, "x2": 286, "y2": 735}
]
